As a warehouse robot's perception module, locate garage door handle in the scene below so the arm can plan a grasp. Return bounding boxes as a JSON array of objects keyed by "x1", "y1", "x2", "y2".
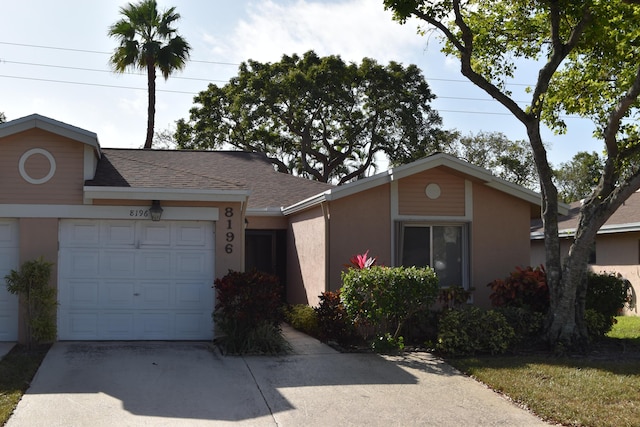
[{"x1": 133, "y1": 293, "x2": 140, "y2": 296}]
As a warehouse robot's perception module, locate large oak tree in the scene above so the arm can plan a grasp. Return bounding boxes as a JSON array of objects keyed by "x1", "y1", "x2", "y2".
[
  {"x1": 175, "y1": 51, "x2": 450, "y2": 184},
  {"x1": 384, "y1": 0, "x2": 640, "y2": 348}
]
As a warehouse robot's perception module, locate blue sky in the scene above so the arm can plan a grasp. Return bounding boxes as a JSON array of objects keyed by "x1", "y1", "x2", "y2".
[{"x1": 1, "y1": 0, "x2": 601, "y2": 168}]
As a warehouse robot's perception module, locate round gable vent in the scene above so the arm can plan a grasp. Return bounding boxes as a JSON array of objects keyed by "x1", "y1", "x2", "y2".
[{"x1": 19, "y1": 148, "x2": 57, "y2": 185}]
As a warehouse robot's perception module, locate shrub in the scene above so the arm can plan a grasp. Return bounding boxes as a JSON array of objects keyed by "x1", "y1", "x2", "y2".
[
  {"x1": 218, "y1": 321, "x2": 291, "y2": 355},
  {"x1": 488, "y1": 265, "x2": 549, "y2": 313},
  {"x1": 5, "y1": 257, "x2": 57, "y2": 347},
  {"x1": 341, "y1": 265, "x2": 439, "y2": 346},
  {"x1": 584, "y1": 309, "x2": 612, "y2": 340},
  {"x1": 438, "y1": 285, "x2": 473, "y2": 310},
  {"x1": 436, "y1": 307, "x2": 515, "y2": 356},
  {"x1": 213, "y1": 270, "x2": 286, "y2": 354},
  {"x1": 314, "y1": 290, "x2": 359, "y2": 346},
  {"x1": 496, "y1": 306, "x2": 545, "y2": 347},
  {"x1": 286, "y1": 304, "x2": 318, "y2": 336},
  {"x1": 586, "y1": 272, "x2": 631, "y2": 318}
]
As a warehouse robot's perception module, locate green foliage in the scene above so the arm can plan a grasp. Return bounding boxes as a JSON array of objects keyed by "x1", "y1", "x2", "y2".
[
  {"x1": 176, "y1": 50, "x2": 450, "y2": 184},
  {"x1": 314, "y1": 290, "x2": 359, "y2": 346},
  {"x1": 340, "y1": 265, "x2": 439, "y2": 346},
  {"x1": 5, "y1": 257, "x2": 57, "y2": 346},
  {"x1": 0, "y1": 112, "x2": 6, "y2": 124},
  {"x1": 586, "y1": 272, "x2": 632, "y2": 319},
  {"x1": 496, "y1": 306, "x2": 545, "y2": 347},
  {"x1": 437, "y1": 284, "x2": 473, "y2": 310},
  {"x1": 213, "y1": 270, "x2": 286, "y2": 354},
  {"x1": 216, "y1": 321, "x2": 290, "y2": 355},
  {"x1": 371, "y1": 333, "x2": 405, "y2": 353},
  {"x1": 436, "y1": 307, "x2": 515, "y2": 356},
  {"x1": 584, "y1": 309, "x2": 612, "y2": 341},
  {"x1": 554, "y1": 151, "x2": 604, "y2": 203},
  {"x1": 285, "y1": 304, "x2": 318, "y2": 336},
  {"x1": 488, "y1": 266, "x2": 549, "y2": 313}
]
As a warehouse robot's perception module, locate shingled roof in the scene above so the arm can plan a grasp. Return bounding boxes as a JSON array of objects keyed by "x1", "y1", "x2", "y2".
[
  {"x1": 86, "y1": 149, "x2": 333, "y2": 210},
  {"x1": 531, "y1": 191, "x2": 640, "y2": 238}
]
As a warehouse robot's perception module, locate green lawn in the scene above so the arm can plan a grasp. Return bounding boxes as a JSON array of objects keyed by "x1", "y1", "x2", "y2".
[
  {"x1": 0, "y1": 346, "x2": 49, "y2": 426},
  {"x1": 447, "y1": 316, "x2": 640, "y2": 427}
]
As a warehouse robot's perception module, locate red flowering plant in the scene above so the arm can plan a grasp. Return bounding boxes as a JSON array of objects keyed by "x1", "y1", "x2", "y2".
[{"x1": 347, "y1": 250, "x2": 377, "y2": 269}]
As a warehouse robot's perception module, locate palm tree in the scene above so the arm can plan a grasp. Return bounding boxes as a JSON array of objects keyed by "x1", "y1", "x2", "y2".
[{"x1": 108, "y1": 0, "x2": 190, "y2": 149}]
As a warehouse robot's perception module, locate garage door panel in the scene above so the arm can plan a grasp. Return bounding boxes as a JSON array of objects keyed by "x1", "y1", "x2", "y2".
[
  {"x1": 176, "y1": 252, "x2": 212, "y2": 276},
  {"x1": 65, "y1": 279, "x2": 99, "y2": 307},
  {"x1": 103, "y1": 221, "x2": 136, "y2": 247},
  {"x1": 61, "y1": 221, "x2": 101, "y2": 247},
  {"x1": 59, "y1": 219, "x2": 214, "y2": 340},
  {"x1": 101, "y1": 280, "x2": 136, "y2": 309},
  {"x1": 101, "y1": 250, "x2": 136, "y2": 277},
  {"x1": 0, "y1": 220, "x2": 18, "y2": 341},
  {"x1": 101, "y1": 313, "x2": 135, "y2": 339},
  {"x1": 137, "y1": 251, "x2": 173, "y2": 277},
  {"x1": 61, "y1": 313, "x2": 99, "y2": 340},
  {"x1": 63, "y1": 250, "x2": 100, "y2": 278},
  {"x1": 175, "y1": 223, "x2": 211, "y2": 247},
  {"x1": 139, "y1": 223, "x2": 172, "y2": 247},
  {"x1": 138, "y1": 281, "x2": 171, "y2": 308}
]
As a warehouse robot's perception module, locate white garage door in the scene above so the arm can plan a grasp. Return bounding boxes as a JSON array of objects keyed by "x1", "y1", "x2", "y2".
[
  {"x1": 0, "y1": 219, "x2": 19, "y2": 341},
  {"x1": 58, "y1": 219, "x2": 215, "y2": 340}
]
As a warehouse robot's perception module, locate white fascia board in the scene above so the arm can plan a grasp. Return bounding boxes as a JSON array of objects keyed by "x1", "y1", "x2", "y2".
[
  {"x1": 0, "y1": 114, "x2": 101, "y2": 156},
  {"x1": 530, "y1": 221, "x2": 640, "y2": 240},
  {"x1": 282, "y1": 191, "x2": 331, "y2": 215},
  {"x1": 246, "y1": 207, "x2": 285, "y2": 216},
  {"x1": 0, "y1": 204, "x2": 219, "y2": 221},
  {"x1": 84, "y1": 186, "x2": 250, "y2": 202}
]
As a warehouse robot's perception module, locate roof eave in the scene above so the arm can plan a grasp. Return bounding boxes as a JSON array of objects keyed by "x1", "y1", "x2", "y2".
[{"x1": 83, "y1": 186, "x2": 250, "y2": 202}]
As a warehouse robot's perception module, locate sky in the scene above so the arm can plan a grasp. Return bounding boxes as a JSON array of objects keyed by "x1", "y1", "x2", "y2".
[{"x1": 1, "y1": 0, "x2": 603, "y2": 168}]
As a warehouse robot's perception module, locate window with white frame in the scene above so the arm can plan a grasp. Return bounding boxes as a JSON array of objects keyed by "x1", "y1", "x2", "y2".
[{"x1": 398, "y1": 223, "x2": 468, "y2": 288}]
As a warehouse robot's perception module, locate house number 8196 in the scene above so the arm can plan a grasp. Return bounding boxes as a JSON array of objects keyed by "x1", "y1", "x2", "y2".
[{"x1": 225, "y1": 207, "x2": 234, "y2": 254}]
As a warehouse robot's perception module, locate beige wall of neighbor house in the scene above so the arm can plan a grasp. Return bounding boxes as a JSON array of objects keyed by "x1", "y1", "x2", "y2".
[
  {"x1": 245, "y1": 215, "x2": 288, "y2": 230},
  {"x1": 327, "y1": 185, "x2": 392, "y2": 291},
  {"x1": 17, "y1": 217, "x2": 59, "y2": 342},
  {"x1": 0, "y1": 129, "x2": 84, "y2": 205},
  {"x1": 472, "y1": 182, "x2": 532, "y2": 308},
  {"x1": 398, "y1": 167, "x2": 466, "y2": 216},
  {"x1": 531, "y1": 234, "x2": 639, "y2": 316},
  {"x1": 287, "y1": 206, "x2": 327, "y2": 306}
]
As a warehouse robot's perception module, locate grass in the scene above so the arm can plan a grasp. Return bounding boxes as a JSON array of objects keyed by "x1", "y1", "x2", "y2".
[
  {"x1": 447, "y1": 316, "x2": 640, "y2": 427},
  {"x1": 0, "y1": 345, "x2": 49, "y2": 426}
]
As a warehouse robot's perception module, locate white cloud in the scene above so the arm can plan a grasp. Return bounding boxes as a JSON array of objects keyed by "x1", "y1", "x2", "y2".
[{"x1": 220, "y1": 0, "x2": 425, "y2": 65}]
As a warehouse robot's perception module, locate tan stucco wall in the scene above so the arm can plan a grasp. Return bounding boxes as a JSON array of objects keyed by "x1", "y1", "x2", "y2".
[
  {"x1": 17, "y1": 217, "x2": 59, "y2": 342},
  {"x1": 472, "y1": 183, "x2": 531, "y2": 308},
  {"x1": 531, "y1": 233, "x2": 640, "y2": 316},
  {"x1": 246, "y1": 215, "x2": 288, "y2": 230},
  {"x1": 287, "y1": 206, "x2": 326, "y2": 306},
  {"x1": 0, "y1": 129, "x2": 84, "y2": 205},
  {"x1": 327, "y1": 185, "x2": 391, "y2": 292},
  {"x1": 398, "y1": 167, "x2": 465, "y2": 216}
]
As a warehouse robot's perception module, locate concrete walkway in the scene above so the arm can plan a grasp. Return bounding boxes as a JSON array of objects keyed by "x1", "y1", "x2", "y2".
[{"x1": 6, "y1": 326, "x2": 550, "y2": 426}]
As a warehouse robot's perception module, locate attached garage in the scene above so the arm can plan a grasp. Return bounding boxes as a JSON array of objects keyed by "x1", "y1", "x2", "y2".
[
  {"x1": 0, "y1": 219, "x2": 19, "y2": 341},
  {"x1": 58, "y1": 219, "x2": 215, "y2": 340}
]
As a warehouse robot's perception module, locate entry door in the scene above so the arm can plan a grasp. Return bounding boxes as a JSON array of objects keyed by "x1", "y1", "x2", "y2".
[
  {"x1": 0, "y1": 220, "x2": 19, "y2": 341},
  {"x1": 58, "y1": 219, "x2": 215, "y2": 340}
]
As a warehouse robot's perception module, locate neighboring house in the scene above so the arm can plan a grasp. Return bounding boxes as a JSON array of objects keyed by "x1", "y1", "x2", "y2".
[
  {"x1": 531, "y1": 195, "x2": 640, "y2": 316},
  {"x1": 1, "y1": 114, "x2": 553, "y2": 343}
]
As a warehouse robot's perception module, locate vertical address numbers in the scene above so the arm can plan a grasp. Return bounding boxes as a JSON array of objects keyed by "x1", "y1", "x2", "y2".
[{"x1": 225, "y1": 207, "x2": 234, "y2": 254}]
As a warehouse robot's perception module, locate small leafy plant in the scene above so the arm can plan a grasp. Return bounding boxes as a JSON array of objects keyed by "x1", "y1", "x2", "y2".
[
  {"x1": 488, "y1": 265, "x2": 549, "y2": 313},
  {"x1": 5, "y1": 257, "x2": 57, "y2": 347},
  {"x1": 213, "y1": 270, "x2": 287, "y2": 354},
  {"x1": 285, "y1": 304, "x2": 319, "y2": 336},
  {"x1": 314, "y1": 290, "x2": 359, "y2": 346}
]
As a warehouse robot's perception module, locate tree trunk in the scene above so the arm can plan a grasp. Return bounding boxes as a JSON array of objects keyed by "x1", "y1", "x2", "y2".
[{"x1": 145, "y1": 63, "x2": 156, "y2": 149}]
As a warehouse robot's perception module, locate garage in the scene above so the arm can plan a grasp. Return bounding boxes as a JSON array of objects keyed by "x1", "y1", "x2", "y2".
[
  {"x1": 58, "y1": 219, "x2": 215, "y2": 340},
  {"x1": 0, "y1": 219, "x2": 19, "y2": 341}
]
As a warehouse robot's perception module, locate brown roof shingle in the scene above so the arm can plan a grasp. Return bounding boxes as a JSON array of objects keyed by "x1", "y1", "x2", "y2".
[{"x1": 86, "y1": 149, "x2": 333, "y2": 210}]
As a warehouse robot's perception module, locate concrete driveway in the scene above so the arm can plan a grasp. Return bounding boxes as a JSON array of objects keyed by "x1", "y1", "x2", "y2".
[{"x1": 6, "y1": 327, "x2": 550, "y2": 426}]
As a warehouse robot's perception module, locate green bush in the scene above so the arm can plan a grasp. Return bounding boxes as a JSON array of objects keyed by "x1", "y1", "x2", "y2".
[
  {"x1": 217, "y1": 321, "x2": 291, "y2": 355},
  {"x1": 314, "y1": 290, "x2": 359, "y2": 347},
  {"x1": 436, "y1": 307, "x2": 515, "y2": 356},
  {"x1": 584, "y1": 308, "x2": 612, "y2": 340},
  {"x1": 341, "y1": 266, "x2": 440, "y2": 347},
  {"x1": 488, "y1": 265, "x2": 549, "y2": 313},
  {"x1": 5, "y1": 257, "x2": 57, "y2": 347},
  {"x1": 213, "y1": 270, "x2": 286, "y2": 354},
  {"x1": 286, "y1": 304, "x2": 318, "y2": 336},
  {"x1": 496, "y1": 306, "x2": 545, "y2": 347},
  {"x1": 586, "y1": 272, "x2": 631, "y2": 318}
]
